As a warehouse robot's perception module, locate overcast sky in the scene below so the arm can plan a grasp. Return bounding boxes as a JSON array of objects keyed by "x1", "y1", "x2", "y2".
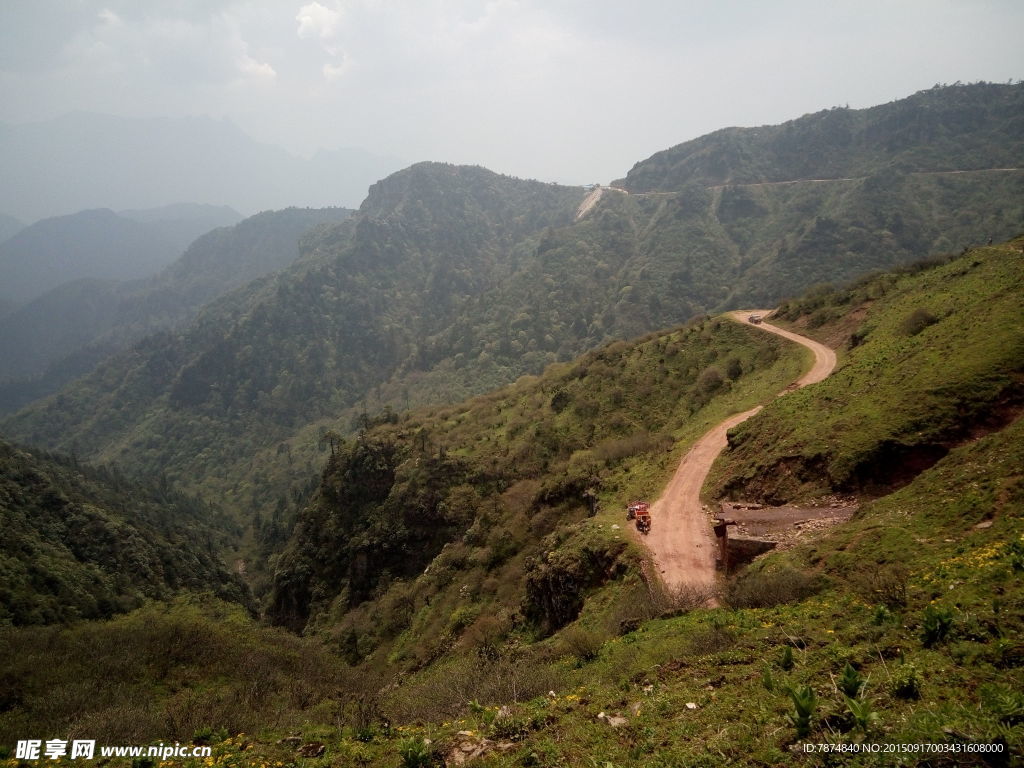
[{"x1": 1, "y1": 0, "x2": 1022, "y2": 185}]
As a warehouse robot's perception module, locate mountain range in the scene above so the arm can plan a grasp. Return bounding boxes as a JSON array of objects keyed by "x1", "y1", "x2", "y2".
[
  {"x1": 0, "y1": 82, "x2": 1022, "y2": 761},
  {"x1": 0, "y1": 112, "x2": 405, "y2": 222},
  {"x1": 0, "y1": 203, "x2": 242, "y2": 307},
  {"x1": 0, "y1": 206, "x2": 352, "y2": 412}
]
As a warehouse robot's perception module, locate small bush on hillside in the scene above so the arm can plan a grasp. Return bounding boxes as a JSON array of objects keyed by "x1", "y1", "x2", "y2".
[
  {"x1": 848, "y1": 328, "x2": 869, "y2": 349},
  {"x1": 697, "y1": 366, "x2": 724, "y2": 395},
  {"x1": 191, "y1": 726, "x2": 228, "y2": 746},
  {"x1": 609, "y1": 580, "x2": 716, "y2": 635},
  {"x1": 549, "y1": 390, "x2": 571, "y2": 413},
  {"x1": 560, "y1": 626, "x2": 606, "y2": 663},
  {"x1": 785, "y1": 684, "x2": 817, "y2": 740},
  {"x1": 900, "y1": 308, "x2": 938, "y2": 336},
  {"x1": 779, "y1": 645, "x2": 795, "y2": 671},
  {"x1": 464, "y1": 614, "x2": 508, "y2": 661},
  {"x1": 686, "y1": 626, "x2": 736, "y2": 656},
  {"x1": 852, "y1": 563, "x2": 908, "y2": 609},
  {"x1": 723, "y1": 567, "x2": 820, "y2": 609},
  {"x1": 593, "y1": 431, "x2": 672, "y2": 465},
  {"x1": 921, "y1": 604, "x2": 955, "y2": 647},
  {"x1": 398, "y1": 737, "x2": 440, "y2": 768},
  {"x1": 663, "y1": 583, "x2": 718, "y2": 613},
  {"x1": 890, "y1": 663, "x2": 921, "y2": 700},
  {"x1": 837, "y1": 663, "x2": 865, "y2": 699},
  {"x1": 844, "y1": 695, "x2": 879, "y2": 735},
  {"x1": 808, "y1": 307, "x2": 839, "y2": 328},
  {"x1": 725, "y1": 357, "x2": 743, "y2": 380}
]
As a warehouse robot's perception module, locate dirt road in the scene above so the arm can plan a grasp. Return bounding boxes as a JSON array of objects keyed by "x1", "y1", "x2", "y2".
[
  {"x1": 642, "y1": 312, "x2": 837, "y2": 589},
  {"x1": 733, "y1": 312, "x2": 836, "y2": 388}
]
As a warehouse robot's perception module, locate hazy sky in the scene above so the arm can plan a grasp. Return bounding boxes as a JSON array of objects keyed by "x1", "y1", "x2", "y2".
[{"x1": 1, "y1": 0, "x2": 1022, "y2": 184}]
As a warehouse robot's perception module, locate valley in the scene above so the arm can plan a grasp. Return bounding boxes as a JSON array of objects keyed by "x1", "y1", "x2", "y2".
[{"x1": 0, "y1": 82, "x2": 1022, "y2": 766}]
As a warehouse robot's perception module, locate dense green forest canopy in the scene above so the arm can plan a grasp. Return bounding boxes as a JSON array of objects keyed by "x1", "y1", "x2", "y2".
[{"x1": 0, "y1": 439, "x2": 249, "y2": 626}]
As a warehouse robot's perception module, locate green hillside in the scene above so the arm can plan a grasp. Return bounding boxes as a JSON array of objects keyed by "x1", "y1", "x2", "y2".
[
  {"x1": 616, "y1": 81, "x2": 1024, "y2": 191},
  {"x1": 266, "y1": 315, "x2": 803, "y2": 637},
  {"x1": 0, "y1": 440, "x2": 249, "y2": 626},
  {"x1": 0, "y1": 164, "x2": 584, "y2": 521},
  {"x1": 708, "y1": 236, "x2": 1024, "y2": 503}
]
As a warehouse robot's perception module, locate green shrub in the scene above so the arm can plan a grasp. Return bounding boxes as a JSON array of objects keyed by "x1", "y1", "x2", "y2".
[
  {"x1": 761, "y1": 666, "x2": 775, "y2": 692},
  {"x1": 724, "y1": 568, "x2": 819, "y2": 608},
  {"x1": 981, "y1": 684, "x2": 1024, "y2": 726},
  {"x1": 890, "y1": 663, "x2": 921, "y2": 699},
  {"x1": 191, "y1": 726, "x2": 228, "y2": 746},
  {"x1": 900, "y1": 308, "x2": 938, "y2": 336},
  {"x1": 490, "y1": 711, "x2": 532, "y2": 741},
  {"x1": 837, "y1": 663, "x2": 864, "y2": 699},
  {"x1": 561, "y1": 626, "x2": 606, "y2": 663},
  {"x1": 685, "y1": 626, "x2": 736, "y2": 656},
  {"x1": 844, "y1": 695, "x2": 879, "y2": 735},
  {"x1": 872, "y1": 604, "x2": 894, "y2": 625},
  {"x1": 921, "y1": 604, "x2": 954, "y2": 647},
  {"x1": 779, "y1": 645, "x2": 795, "y2": 671},
  {"x1": 1008, "y1": 540, "x2": 1024, "y2": 573},
  {"x1": 398, "y1": 737, "x2": 437, "y2": 768},
  {"x1": 853, "y1": 563, "x2": 908, "y2": 609},
  {"x1": 785, "y1": 684, "x2": 816, "y2": 740}
]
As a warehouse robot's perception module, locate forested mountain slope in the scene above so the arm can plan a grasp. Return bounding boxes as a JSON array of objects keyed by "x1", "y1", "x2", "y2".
[
  {"x1": 616, "y1": 81, "x2": 1024, "y2": 191},
  {"x1": 0, "y1": 205, "x2": 240, "y2": 306},
  {"x1": 3, "y1": 85, "x2": 1021, "y2": 532},
  {"x1": 0, "y1": 207, "x2": 351, "y2": 412},
  {"x1": 0, "y1": 439, "x2": 249, "y2": 626},
  {"x1": 1, "y1": 164, "x2": 582, "y2": 516}
]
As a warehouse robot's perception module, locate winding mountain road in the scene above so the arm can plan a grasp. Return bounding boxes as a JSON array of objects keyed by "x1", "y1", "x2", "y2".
[{"x1": 642, "y1": 312, "x2": 837, "y2": 589}]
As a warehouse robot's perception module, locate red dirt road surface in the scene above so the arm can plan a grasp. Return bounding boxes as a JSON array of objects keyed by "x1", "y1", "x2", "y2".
[{"x1": 642, "y1": 312, "x2": 837, "y2": 589}]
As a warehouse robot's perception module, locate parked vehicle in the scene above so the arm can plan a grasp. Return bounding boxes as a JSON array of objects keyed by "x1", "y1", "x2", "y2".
[{"x1": 627, "y1": 501, "x2": 652, "y2": 534}]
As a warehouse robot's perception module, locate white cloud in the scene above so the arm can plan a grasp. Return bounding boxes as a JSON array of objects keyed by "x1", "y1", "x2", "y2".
[
  {"x1": 238, "y1": 51, "x2": 277, "y2": 79},
  {"x1": 97, "y1": 8, "x2": 125, "y2": 29},
  {"x1": 323, "y1": 57, "x2": 349, "y2": 81},
  {"x1": 296, "y1": 1, "x2": 347, "y2": 79},
  {"x1": 296, "y1": 2, "x2": 342, "y2": 41},
  {"x1": 57, "y1": 7, "x2": 277, "y2": 86}
]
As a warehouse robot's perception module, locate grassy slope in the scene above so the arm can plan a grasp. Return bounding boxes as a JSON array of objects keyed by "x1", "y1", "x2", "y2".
[
  {"x1": 707, "y1": 237, "x2": 1024, "y2": 503},
  {"x1": 0, "y1": 596, "x2": 351, "y2": 746},
  {"x1": 4, "y1": 367, "x2": 1017, "y2": 766}
]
